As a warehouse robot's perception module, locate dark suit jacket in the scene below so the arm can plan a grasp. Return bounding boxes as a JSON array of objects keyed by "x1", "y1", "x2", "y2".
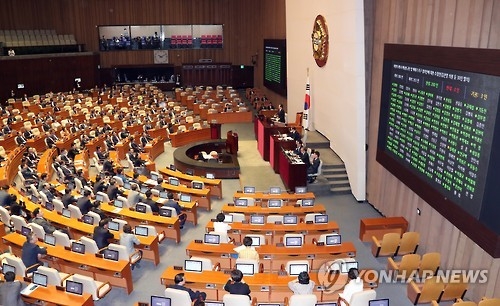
[
  {"x1": 168, "y1": 284, "x2": 206, "y2": 301},
  {"x1": 277, "y1": 109, "x2": 286, "y2": 123},
  {"x1": 92, "y1": 226, "x2": 114, "y2": 249},
  {"x1": 224, "y1": 280, "x2": 251, "y2": 297},
  {"x1": 76, "y1": 197, "x2": 93, "y2": 215},
  {"x1": 308, "y1": 158, "x2": 320, "y2": 175}
]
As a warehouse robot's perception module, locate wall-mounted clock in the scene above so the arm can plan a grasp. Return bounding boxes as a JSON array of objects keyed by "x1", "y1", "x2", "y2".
[
  {"x1": 311, "y1": 15, "x2": 329, "y2": 67},
  {"x1": 154, "y1": 50, "x2": 169, "y2": 64}
]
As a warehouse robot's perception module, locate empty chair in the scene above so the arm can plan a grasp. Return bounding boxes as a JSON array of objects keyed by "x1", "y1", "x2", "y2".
[
  {"x1": 69, "y1": 274, "x2": 111, "y2": 301},
  {"x1": 11, "y1": 215, "x2": 28, "y2": 232},
  {"x1": 288, "y1": 294, "x2": 317, "y2": 306},
  {"x1": 192, "y1": 122, "x2": 202, "y2": 130},
  {"x1": 107, "y1": 243, "x2": 141, "y2": 266},
  {"x1": 285, "y1": 260, "x2": 309, "y2": 275},
  {"x1": 32, "y1": 127, "x2": 41, "y2": 137},
  {"x1": 177, "y1": 125, "x2": 187, "y2": 133},
  {"x1": 479, "y1": 298, "x2": 500, "y2": 306},
  {"x1": 39, "y1": 191, "x2": 50, "y2": 205},
  {"x1": 29, "y1": 223, "x2": 46, "y2": 239},
  {"x1": 387, "y1": 253, "x2": 421, "y2": 280},
  {"x1": 36, "y1": 265, "x2": 71, "y2": 286},
  {"x1": 137, "y1": 224, "x2": 165, "y2": 242},
  {"x1": 267, "y1": 215, "x2": 284, "y2": 224},
  {"x1": 397, "y1": 231, "x2": 420, "y2": 256},
  {"x1": 230, "y1": 213, "x2": 246, "y2": 223},
  {"x1": 96, "y1": 191, "x2": 110, "y2": 203},
  {"x1": 164, "y1": 288, "x2": 191, "y2": 306},
  {"x1": 80, "y1": 236, "x2": 102, "y2": 254},
  {"x1": 74, "y1": 177, "x2": 83, "y2": 193},
  {"x1": 53, "y1": 230, "x2": 72, "y2": 248},
  {"x1": 440, "y1": 275, "x2": 468, "y2": 303},
  {"x1": 86, "y1": 211, "x2": 101, "y2": 226},
  {"x1": 5, "y1": 255, "x2": 37, "y2": 277},
  {"x1": 52, "y1": 199, "x2": 65, "y2": 213},
  {"x1": 407, "y1": 276, "x2": 446, "y2": 305},
  {"x1": 235, "y1": 258, "x2": 261, "y2": 274},
  {"x1": 304, "y1": 213, "x2": 322, "y2": 223},
  {"x1": 68, "y1": 204, "x2": 83, "y2": 219},
  {"x1": 0, "y1": 206, "x2": 13, "y2": 231},
  {"x1": 371, "y1": 232, "x2": 400, "y2": 257},
  {"x1": 112, "y1": 175, "x2": 124, "y2": 186},
  {"x1": 116, "y1": 196, "x2": 130, "y2": 208},
  {"x1": 419, "y1": 252, "x2": 441, "y2": 278},
  {"x1": 339, "y1": 289, "x2": 376, "y2": 306},
  {"x1": 189, "y1": 256, "x2": 219, "y2": 271},
  {"x1": 135, "y1": 203, "x2": 152, "y2": 214},
  {"x1": 223, "y1": 294, "x2": 252, "y2": 306}
]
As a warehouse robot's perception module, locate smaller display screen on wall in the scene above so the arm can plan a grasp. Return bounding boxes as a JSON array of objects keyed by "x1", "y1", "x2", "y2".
[{"x1": 263, "y1": 39, "x2": 287, "y2": 97}]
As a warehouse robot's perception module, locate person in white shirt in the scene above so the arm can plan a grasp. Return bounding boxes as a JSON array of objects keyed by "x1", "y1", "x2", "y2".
[
  {"x1": 338, "y1": 268, "x2": 363, "y2": 306},
  {"x1": 288, "y1": 271, "x2": 315, "y2": 295},
  {"x1": 213, "y1": 212, "x2": 231, "y2": 242}
]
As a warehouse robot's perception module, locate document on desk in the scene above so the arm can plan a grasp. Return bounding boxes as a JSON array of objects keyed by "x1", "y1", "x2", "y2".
[
  {"x1": 21, "y1": 283, "x2": 39, "y2": 296},
  {"x1": 112, "y1": 207, "x2": 123, "y2": 214}
]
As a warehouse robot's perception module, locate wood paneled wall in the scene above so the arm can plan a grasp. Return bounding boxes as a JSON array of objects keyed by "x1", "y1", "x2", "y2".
[{"x1": 366, "y1": 0, "x2": 500, "y2": 300}]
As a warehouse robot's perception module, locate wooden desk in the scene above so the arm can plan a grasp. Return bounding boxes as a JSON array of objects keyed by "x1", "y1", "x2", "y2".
[
  {"x1": 185, "y1": 240, "x2": 356, "y2": 271},
  {"x1": 37, "y1": 148, "x2": 58, "y2": 178},
  {"x1": 206, "y1": 110, "x2": 253, "y2": 124},
  {"x1": 137, "y1": 174, "x2": 212, "y2": 211},
  {"x1": 0, "y1": 134, "x2": 17, "y2": 151},
  {"x1": 205, "y1": 221, "x2": 339, "y2": 244},
  {"x1": 3, "y1": 233, "x2": 134, "y2": 294},
  {"x1": 169, "y1": 127, "x2": 212, "y2": 148},
  {"x1": 0, "y1": 147, "x2": 26, "y2": 185},
  {"x1": 160, "y1": 267, "x2": 377, "y2": 303},
  {"x1": 56, "y1": 131, "x2": 82, "y2": 151},
  {"x1": 220, "y1": 203, "x2": 326, "y2": 219},
  {"x1": 256, "y1": 117, "x2": 290, "y2": 161},
  {"x1": 159, "y1": 167, "x2": 223, "y2": 199},
  {"x1": 22, "y1": 283, "x2": 94, "y2": 306},
  {"x1": 144, "y1": 137, "x2": 165, "y2": 160},
  {"x1": 279, "y1": 148, "x2": 307, "y2": 191},
  {"x1": 269, "y1": 135, "x2": 296, "y2": 173},
  {"x1": 233, "y1": 191, "x2": 315, "y2": 205},
  {"x1": 26, "y1": 135, "x2": 47, "y2": 152},
  {"x1": 100, "y1": 203, "x2": 181, "y2": 243},
  {"x1": 359, "y1": 216, "x2": 409, "y2": 241}
]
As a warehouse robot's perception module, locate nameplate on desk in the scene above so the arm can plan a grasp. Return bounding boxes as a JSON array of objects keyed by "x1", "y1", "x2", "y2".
[
  {"x1": 144, "y1": 245, "x2": 150, "y2": 250},
  {"x1": 307, "y1": 254, "x2": 315, "y2": 259},
  {"x1": 220, "y1": 254, "x2": 229, "y2": 258},
  {"x1": 274, "y1": 221, "x2": 282, "y2": 225},
  {"x1": 316, "y1": 242, "x2": 325, "y2": 246},
  {"x1": 306, "y1": 220, "x2": 313, "y2": 224},
  {"x1": 195, "y1": 239, "x2": 203, "y2": 244},
  {"x1": 266, "y1": 231, "x2": 272, "y2": 236},
  {"x1": 173, "y1": 266, "x2": 183, "y2": 270},
  {"x1": 242, "y1": 220, "x2": 249, "y2": 224},
  {"x1": 260, "y1": 286, "x2": 269, "y2": 292},
  {"x1": 79, "y1": 265, "x2": 88, "y2": 270},
  {"x1": 278, "y1": 270, "x2": 288, "y2": 276},
  {"x1": 228, "y1": 203, "x2": 234, "y2": 206},
  {"x1": 316, "y1": 285, "x2": 325, "y2": 291},
  {"x1": 263, "y1": 255, "x2": 272, "y2": 260},
  {"x1": 348, "y1": 252, "x2": 355, "y2": 257},
  {"x1": 113, "y1": 272, "x2": 122, "y2": 277},
  {"x1": 95, "y1": 253, "x2": 104, "y2": 258},
  {"x1": 206, "y1": 283, "x2": 215, "y2": 289}
]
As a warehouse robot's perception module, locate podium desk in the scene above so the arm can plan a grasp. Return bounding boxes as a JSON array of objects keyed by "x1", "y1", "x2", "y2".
[
  {"x1": 137, "y1": 174, "x2": 212, "y2": 211},
  {"x1": 269, "y1": 135, "x2": 296, "y2": 173},
  {"x1": 22, "y1": 283, "x2": 94, "y2": 306},
  {"x1": 3, "y1": 233, "x2": 134, "y2": 294},
  {"x1": 233, "y1": 191, "x2": 315, "y2": 205},
  {"x1": 185, "y1": 241, "x2": 356, "y2": 272},
  {"x1": 279, "y1": 149, "x2": 307, "y2": 191},
  {"x1": 160, "y1": 167, "x2": 223, "y2": 199},
  {"x1": 100, "y1": 203, "x2": 181, "y2": 243},
  {"x1": 359, "y1": 216, "x2": 408, "y2": 241},
  {"x1": 144, "y1": 137, "x2": 165, "y2": 160},
  {"x1": 160, "y1": 267, "x2": 376, "y2": 303},
  {"x1": 256, "y1": 117, "x2": 290, "y2": 161},
  {"x1": 220, "y1": 203, "x2": 326, "y2": 219},
  {"x1": 206, "y1": 110, "x2": 253, "y2": 124},
  {"x1": 205, "y1": 221, "x2": 339, "y2": 245}
]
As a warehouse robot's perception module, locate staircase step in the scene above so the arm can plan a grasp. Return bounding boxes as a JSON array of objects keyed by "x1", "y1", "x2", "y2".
[
  {"x1": 323, "y1": 173, "x2": 348, "y2": 181},
  {"x1": 330, "y1": 186, "x2": 352, "y2": 194}
]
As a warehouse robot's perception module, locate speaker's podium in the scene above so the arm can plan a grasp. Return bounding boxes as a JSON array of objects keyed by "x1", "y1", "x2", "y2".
[{"x1": 226, "y1": 130, "x2": 238, "y2": 154}]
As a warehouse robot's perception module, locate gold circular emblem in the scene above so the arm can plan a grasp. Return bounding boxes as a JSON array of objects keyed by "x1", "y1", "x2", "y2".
[{"x1": 311, "y1": 15, "x2": 329, "y2": 67}]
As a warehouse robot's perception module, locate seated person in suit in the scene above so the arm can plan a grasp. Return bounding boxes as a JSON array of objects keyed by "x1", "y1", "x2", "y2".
[
  {"x1": 92, "y1": 218, "x2": 114, "y2": 250},
  {"x1": 307, "y1": 150, "x2": 321, "y2": 183},
  {"x1": 0, "y1": 271, "x2": 27, "y2": 306},
  {"x1": 31, "y1": 208, "x2": 57, "y2": 234},
  {"x1": 143, "y1": 190, "x2": 159, "y2": 213},
  {"x1": 289, "y1": 126, "x2": 301, "y2": 142},
  {"x1": 224, "y1": 269, "x2": 251, "y2": 298},
  {"x1": 61, "y1": 187, "x2": 77, "y2": 208},
  {"x1": 76, "y1": 189, "x2": 94, "y2": 215},
  {"x1": 163, "y1": 192, "x2": 186, "y2": 228},
  {"x1": 299, "y1": 146, "x2": 311, "y2": 168},
  {"x1": 21, "y1": 232, "x2": 47, "y2": 273},
  {"x1": 168, "y1": 273, "x2": 207, "y2": 303},
  {"x1": 15, "y1": 130, "x2": 27, "y2": 146},
  {"x1": 106, "y1": 179, "x2": 124, "y2": 201}
]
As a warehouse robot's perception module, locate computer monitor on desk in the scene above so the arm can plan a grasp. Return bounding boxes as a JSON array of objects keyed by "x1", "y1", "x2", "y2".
[
  {"x1": 150, "y1": 172, "x2": 159, "y2": 181},
  {"x1": 301, "y1": 199, "x2": 315, "y2": 207},
  {"x1": 235, "y1": 263, "x2": 255, "y2": 275},
  {"x1": 151, "y1": 295, "x2": 171, "y2": 306},
  {"x1": 134, "y1": 225, "x2": 149, "y2": 236},
  {"x1": 235, "y1": 198, "x2": 248, "y2": 207},
  {"x1": 243, "y1": 186, "x2": 255, "y2": 194},
  {"x1": 325, "y1": 234, "x2": 342, "y2": 246},
  {"x1": 21, "y1": 226, "x2": 31, "y2": 237},
  {"x1": 341, "y1": 261, "x2": 359, "y2": 273},
  {"x1": 250, "y1": 215, "x2": 265, "y2": 225},
  {"x1": 96, "y1": 194, "x2": 104, "y2": 202},
  {"x1": 206, "y1": 173, "x2": 215, "y2": 179},
  {"x1": 204, "y1": 233, "x2": 220, "y2": 245},
  {"x1": 283, "y1": 215, "x2": 298, "y2": 225},
  {"x1": 269, "y1": 187, "x2": 281, "y2": 194},
  {"x1": 108, "y1": 220, "x2": 120, "y2": 231},
  {"x1": 32, "y1": 271, "x2": 48, "y2": 287},
  {"x1": 82, "y1": 214, "x2": 94, "y2": 225},
  {"x1": 369, "y1": 299, "x2": 389, "y2": 306},
  {"x1": 2, "y1": 263, "x2": 15, "y2": 275},
  {"x1": 295, "y1": 186, "x2": 307, "y2": 194},
  {"x1": 65, "y1": 280, "x2": 83, "y2": 295},
  {"x1": 103, "y1": 249, "x2": 119, "y2": 261},
  {"x1": 159, "y1": 207, "x2": 172, "y2": 217},
  {"x1": 185, "y1": 168, "x2": 194, "y2": 176},
  {"x1": 184, "y1": 259, "x2": 203, "y2": 272},
  {"x1": 168, "y1": 177, "x2": 179, "y2": 186},
  {"x1": 315, "y1": 214, "x2": 329, "y2": 224},
  {"x1": 44, "y1": 234, "x2": 56, "y2": 246},
  {"x1": 179, "y1": 194, "x2": 191, "y2": 202},
  {"x1": 71, "y1": 241, "x2": 86, "y2": 254},
  {"x1": 268, "y1": 199, "x2": 282, "y2": 208},
  {"x1": 289, "y1": 263, "x2": 309, "y2": 276},
  {"x1": 285, "y1": 236, "x2": 303, "y2": 247},
  {"x1": 135, "y1": 203, "x2": 147, "y2": 213},
  {"x1": 114, "y1": 199, "x2": 123, "y2": 208}
]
